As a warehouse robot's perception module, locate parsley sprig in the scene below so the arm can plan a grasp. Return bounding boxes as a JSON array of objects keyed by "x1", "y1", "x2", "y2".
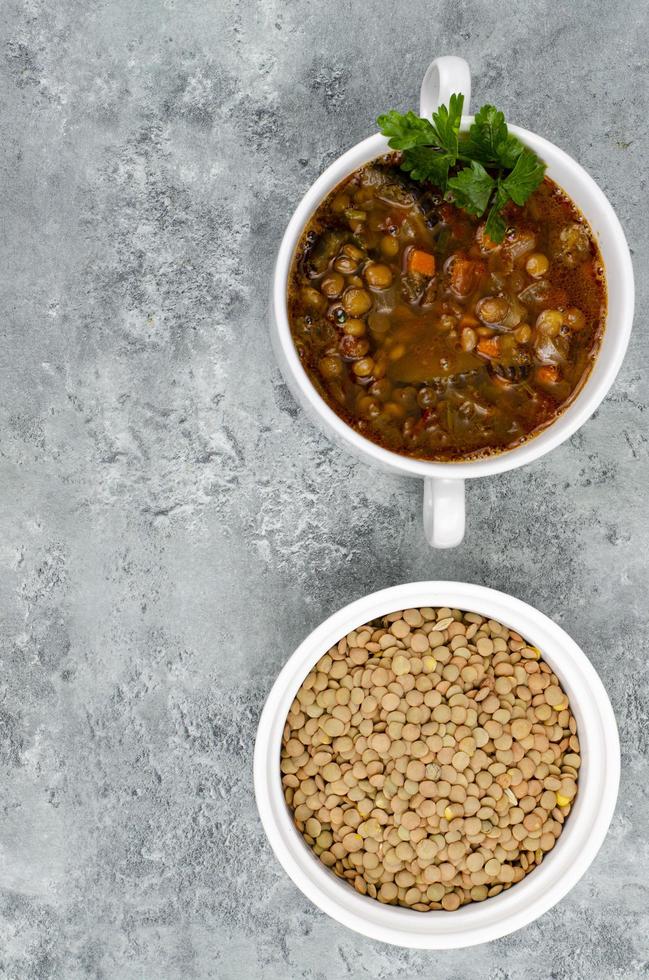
[{"x1": 377, "y1": 96, "x2": 545, "y2": 242}]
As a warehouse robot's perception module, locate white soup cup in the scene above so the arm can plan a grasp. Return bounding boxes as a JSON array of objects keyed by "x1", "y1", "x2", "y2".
[{"x1": 269, "y1": 56, "x2": 634, "y2": 547}]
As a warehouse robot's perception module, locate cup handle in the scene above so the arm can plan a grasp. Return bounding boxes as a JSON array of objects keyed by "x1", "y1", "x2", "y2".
[
  {"x1": 423, "y1": 478, "x2": 465, "y2": 548},
  {"x1": 419, "y1": 56, "x2": 472, "y2": 118}
]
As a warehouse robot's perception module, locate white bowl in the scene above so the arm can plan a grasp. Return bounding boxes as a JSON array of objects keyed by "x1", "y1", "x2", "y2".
[
  {"x1": 270, "y1": 56, "x2": 634, "y2": 547},
  {"x1": 254, "y1": 581, "x2": 620, "y2": 949}
]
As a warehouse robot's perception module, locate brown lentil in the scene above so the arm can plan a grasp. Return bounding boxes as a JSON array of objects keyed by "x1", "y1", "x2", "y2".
[{"x1": 281, "y1": 607, "x2": 579, "y2": 912}]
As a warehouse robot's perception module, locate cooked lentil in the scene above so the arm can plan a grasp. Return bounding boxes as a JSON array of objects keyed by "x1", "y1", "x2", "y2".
[
  {"x1": 288, "y1": 156, "x2": 606, "y2": 461},
  {"x1": 281, "y1": 606, "x2": 579, "y2": 912}
]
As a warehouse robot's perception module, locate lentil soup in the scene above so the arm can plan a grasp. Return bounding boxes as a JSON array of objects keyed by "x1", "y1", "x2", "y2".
[
  {"x1": 288, "y1": 156, "x2": 606, "y2": 461},
  {"x1": 281, "y1": 605, "x2": 580, "y2": 912}
]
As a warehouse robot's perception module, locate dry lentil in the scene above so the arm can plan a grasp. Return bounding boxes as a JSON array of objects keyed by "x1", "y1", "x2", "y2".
[{"x1": 281, "y1": 607, "x2": 579, "y2": 912}]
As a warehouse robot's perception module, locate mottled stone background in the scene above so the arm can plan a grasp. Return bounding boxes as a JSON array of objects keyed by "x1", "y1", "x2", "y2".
[{"x1": 0, "y1": 0, "x2": 646, "y2": 976}]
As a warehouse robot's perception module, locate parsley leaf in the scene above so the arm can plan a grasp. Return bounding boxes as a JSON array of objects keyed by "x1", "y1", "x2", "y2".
[
  {"x1": 464, "y1": 104, "x2": 524, "y2": 169},
  {"x1": 430, "y1": 92, "x2": 464, "y2": 157},
  {"x1": 376, "y1": 95, "x2": 546, "y2": 242},
  {"x1": 378, "y1": 96, "x2": 464, "y2": 192},
  {"x1": 447, "y1": 161, "x2": 495, "y2": 216},
  {"x1": 400, "y1": 146, "x2": 453, "y2": 189},
  {"x1": 502, "y1": 147, "x2": 546, "y2": 204},
  {"x1": 377, "y1": 110, "x2": 437, "y2": 150},
  {"x1": 485, "y1": 182, "x2": 510, "y2": 242}
]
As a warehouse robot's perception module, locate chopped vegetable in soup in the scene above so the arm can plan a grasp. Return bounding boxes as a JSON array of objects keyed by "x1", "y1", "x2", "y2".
[{"x1": 287, "y1": 156, "x2": 606, "y2": 461}]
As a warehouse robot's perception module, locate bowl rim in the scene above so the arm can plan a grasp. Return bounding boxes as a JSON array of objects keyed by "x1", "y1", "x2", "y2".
[
  {"x1": 271, "y1": 125, "x2": 634, "y2": 479},
  {"x1": 254, "y1": 581, "x2": 620, "y2": 949}
]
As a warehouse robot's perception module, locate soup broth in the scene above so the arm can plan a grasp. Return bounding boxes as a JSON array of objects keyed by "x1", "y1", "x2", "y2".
[{"x1": 288, "y1": 155, "x2": 606, "y2": 461}]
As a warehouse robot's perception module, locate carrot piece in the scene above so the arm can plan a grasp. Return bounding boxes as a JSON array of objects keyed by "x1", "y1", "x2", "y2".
[
  {"x1": 409, "y1": 249, "x2": 436, "y2": 277},
  {"x1": 537, "y1": 365, "x2": 560, "y2": 384},
  {"x1": 477, "y1": 337, "x2": 501, "y2": 359}
]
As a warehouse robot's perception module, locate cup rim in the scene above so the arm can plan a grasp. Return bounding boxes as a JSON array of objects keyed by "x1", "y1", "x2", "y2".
[
  {"x1": 254, "y1": 581, "x2": 620, "y2": 949},
  {"x1": 272, "y1": 125, "x2": 634, "y2": 479}
]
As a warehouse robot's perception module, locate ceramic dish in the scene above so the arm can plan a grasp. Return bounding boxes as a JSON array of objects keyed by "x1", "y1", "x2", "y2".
[
  {"x1": 269, "y1": 56, "x2": 634, "y2": 547},
  {"x1": 254, "y1": 581, "x2": 620, "y2": 948}
]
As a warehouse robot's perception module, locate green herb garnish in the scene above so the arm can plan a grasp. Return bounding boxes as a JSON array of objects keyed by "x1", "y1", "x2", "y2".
[{"x1": 377, "y1": 96, "x2": 545, "y2": 243}]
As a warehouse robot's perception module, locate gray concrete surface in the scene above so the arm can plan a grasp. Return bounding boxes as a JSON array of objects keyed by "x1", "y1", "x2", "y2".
[{"x1": 0, "y1": 0, "x2": 647, "y2": 976}]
